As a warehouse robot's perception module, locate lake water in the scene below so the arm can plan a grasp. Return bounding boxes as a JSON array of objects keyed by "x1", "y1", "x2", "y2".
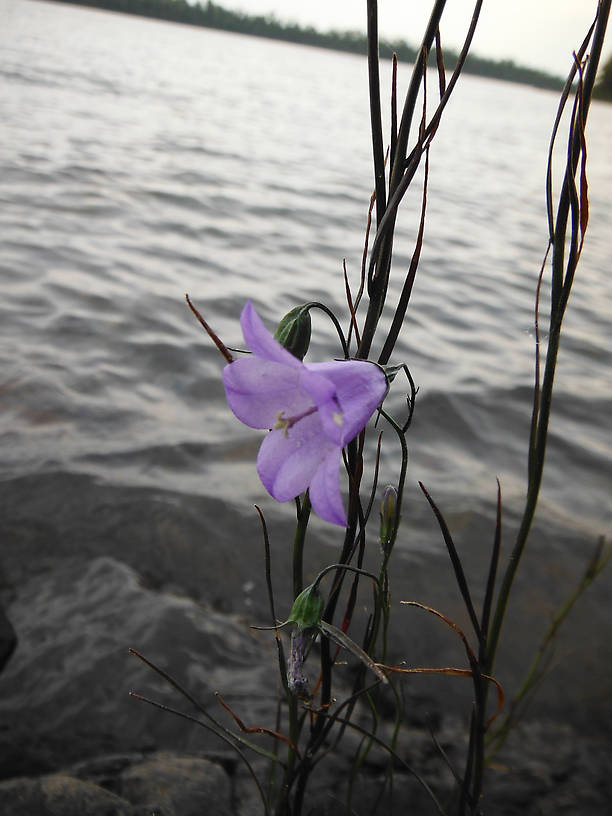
[{"x1": 1, "y1": 0, "x2": 611, "y2": 725}]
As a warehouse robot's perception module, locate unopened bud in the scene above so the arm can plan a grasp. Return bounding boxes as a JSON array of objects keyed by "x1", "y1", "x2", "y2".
[
  {"x1": 274, "y1": 305, "x2": 311, "y2": 360},
  {"x1": 287, "y1": 628, "x2": 312, "y2": 700},
  {"x1": 380, "y1": 485, "x2": 398, "y2": 553},
  {"x1": 288, "y1": 583, "x2": 323, "y2": 630}
]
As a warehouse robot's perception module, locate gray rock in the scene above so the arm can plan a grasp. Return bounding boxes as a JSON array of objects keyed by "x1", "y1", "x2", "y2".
[
  {"x1": 2, "y1": 473, "x2": 611, "y2": 736},
  {"x1": 1, "y1": 546, "x2": 610, "y2": 814},
  {"x1": 119, "y1": 754, "x2": 232, "y2": 816},
  {"x1": 0, "y1": 773, "x2": 133, "y2": 816},
  {"x1": 0, "y1": 754, "x2": 235, "y2": 816},
  {"x1": 0, "y1": 556, "x2": 277, "y2": 777}
]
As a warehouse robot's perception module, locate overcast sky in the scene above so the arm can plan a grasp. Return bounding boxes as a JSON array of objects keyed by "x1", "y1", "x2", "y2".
[{"x1": 229, "y1": 1, "x2": 610, "y2": 77}]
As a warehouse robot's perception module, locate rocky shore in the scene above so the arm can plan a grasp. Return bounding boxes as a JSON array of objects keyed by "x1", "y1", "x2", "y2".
[{"x1": 1, "y1": 473, "x2": 610, "y2": 814}]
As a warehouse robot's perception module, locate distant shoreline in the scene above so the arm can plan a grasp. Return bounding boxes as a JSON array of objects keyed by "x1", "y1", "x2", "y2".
[{"x1": 42, "y1": 0, "x2": 566, "y2": 92}]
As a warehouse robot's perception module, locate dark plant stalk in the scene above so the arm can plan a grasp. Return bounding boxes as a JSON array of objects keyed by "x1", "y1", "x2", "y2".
[
  {"x1": 296, "y1": 433, "x2": 365, "y2": 801},
  {"x1": 479, "y1": 481, "x2": 503, "y2": 655},
  {"x1": 278, "y1": 495, "x2": 313, "y2": 815},
  {"x1": 486, "y1": 0, "x2": 610, "y2": 673},
  {"x1": 364, "y1": 408, "x2": 408, "y2": 658},
  {"x1": 434, "y1": 29, "x2": 446, "y2": 97},
  {"x1": 390, "y1": 1, "x2": 446, "y2": 196},
  {"x1": 256, "y1": 506, "x2": 289, "y2": 695},
  {"x1": 458, "y1": 711, "x2": 477, "y2": 815},
  {"x1": 391, "y1": 52, "x2": 398, "y2": 167},
  {"x1": 418, "y1": 482, "x2": 481, "y2": 641},
  {"x1": 292, "y1": 494, "x2": 311, "y2": 599},
  {"x1": 358, "y1": 0, "x2": 447, "y2": 360},
  {"x1": 131, "y1": 691, "x2": 272, "y2": 815},
  {"x1": 275, "y1": 695, "x2": 297, "y2": 816},
  {"x1": 367, "y1": 0, "x2": 387, "y2": 228},
  {"x1": 305, "y1": 301, "x2": 350, "y2": 358},
  {"x1": 345, "y1": 689, "x2": 379, "y2": 811},
  {"x1": 362, "y1": 0, "x2": 484, "y2": 366},
  {"x1": 455, "y1": 483, "x2": 502, "y2": 809},
  {"x1": 377, "y1": 146, "x2": 430, "y2": 366},
  {"x1": 309, "y1": 685, "x2": 448, "y2": 815},
  {"x1": 488, "y1": 537, "x2": 611, "y2": 757},
  {"x1": 422, "y1": 0, "x2": 484, "y2": 144}
]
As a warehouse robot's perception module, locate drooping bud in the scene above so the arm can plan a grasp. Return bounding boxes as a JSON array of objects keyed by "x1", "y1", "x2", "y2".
[
  {"x1": 274, "y1": 305, "x2": 311, "y2": 360},
  {"x1": 379, "y1": 485, "x2": 398, "y2": 554},
  {"x1": 288, "y1": 583, "x2": 323, "y2": 630},
  {"x1": 287, "y1": 628, "x2": 313, "y2": 700}
]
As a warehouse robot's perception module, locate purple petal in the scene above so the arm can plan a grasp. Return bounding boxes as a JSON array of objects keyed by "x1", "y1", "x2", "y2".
[
  {"x1": 306, "y1": 360, "x2": 387, "y2": 445},
  {"x1": 308, "y1": 447, "x2": 347, "y2": 526},
  {"x1": 315, "y1": 394, "x2": 346, "y2": 447},
  {"x1": 222, "y1": 357, "x2": 312, "y2": 429},
  {"x1": 257, "y1": 413, "x2": 337, "y2": 503},
  {"x1": 299, "y1": 368, "x2": 344, "y2": 448},
  {"x1": 241, "y1": 302, "x2": 302, "y2": 368}
]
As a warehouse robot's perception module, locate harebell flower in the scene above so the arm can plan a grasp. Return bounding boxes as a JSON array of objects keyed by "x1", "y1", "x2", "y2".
[{"x1": 222, "y1": 302, "x2": 387, "y2": 525}]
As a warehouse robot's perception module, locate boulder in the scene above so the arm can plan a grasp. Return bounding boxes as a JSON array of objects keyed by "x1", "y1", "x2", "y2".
[
  {"x1": 0, "y1": 774, "x2": 133, "y2": 816},
  {"x1": 0, "y1": 753, "x2": 235, "y2": 816},
  {"x1": 119, "y1": 754, "x2": 232, "y2": 816},
  {"x1": 0, "y1": 556, "x2": 277, "y2": 778}
]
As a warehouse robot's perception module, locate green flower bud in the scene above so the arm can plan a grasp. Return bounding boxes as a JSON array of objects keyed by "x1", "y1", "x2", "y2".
[
  {"x1": 288, "y1": 583, "x2": 323, "y2": 630},
  {"x1": 274, "y1": 305, "x2": 311, "y2": 361},
  {"x1": 380, "y1": 485, "x2": 398, "y2": 554}
]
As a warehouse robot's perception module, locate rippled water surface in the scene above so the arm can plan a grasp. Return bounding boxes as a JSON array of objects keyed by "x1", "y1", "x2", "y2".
[{"x1": 1, "y1": 0, "x2": 611, "y2": 555}]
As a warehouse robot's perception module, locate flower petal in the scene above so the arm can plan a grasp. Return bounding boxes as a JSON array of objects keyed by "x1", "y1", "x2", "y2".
[
  {"x1": 222, "y1": 356, "x2": 311, "y2": 429},
  {"x1": 241, "y1": 301, "x2": 302, "y2": 368},
  {"x1": 314, "y1": 394, "x2": 345, "y2": 447},
  {"x1": 299, "y1": 366, "x2": 345, "y2": 447},
  {"x1": 299, "y1": 367, "x2": 337, "y2": 405},
  {"x1": 308, "y1": 446, "x2": 346, "y2": 526},
  {"x1": 306, "y1": 360, "x2": 387, "y2": 445},
  {"x1": 257, "y1": 413, "x2": 336, "y2": 503}
]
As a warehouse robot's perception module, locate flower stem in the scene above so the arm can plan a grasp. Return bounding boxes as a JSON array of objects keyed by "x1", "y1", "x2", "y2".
[{"x1": 293, "y1": 494, "x2": 311, "y2": 599}]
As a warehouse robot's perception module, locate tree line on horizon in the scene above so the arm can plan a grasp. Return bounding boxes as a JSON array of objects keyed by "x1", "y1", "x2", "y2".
[
  {"x1": 46, "y1": 0, "x2": 612, "y2": 98},
  {"x1": 593, "y1": 53, "x2": 612, "y2": 100}
]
